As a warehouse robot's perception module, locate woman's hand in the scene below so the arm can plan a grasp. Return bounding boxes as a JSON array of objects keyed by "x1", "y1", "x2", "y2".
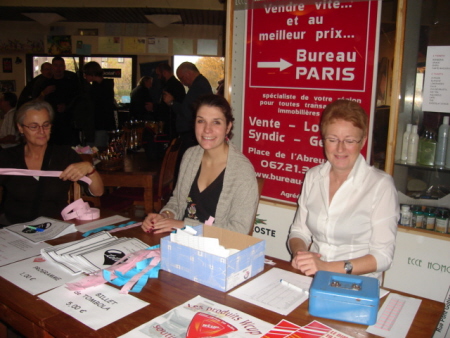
[
  {"x1": 142, "y1": 212, "x2": 184, "y2": 234},
  {"x1": 60, "y1": 162, "x2": 94, "y2": 182},
  {"x1": 60, "y1": 161, "x2": 104, "y2": 197},
  {"x1": 291, "y1": 251, "x2": 325, "y2": 276}
]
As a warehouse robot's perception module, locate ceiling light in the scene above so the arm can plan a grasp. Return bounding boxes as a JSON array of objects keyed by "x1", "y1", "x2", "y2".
[
  {"x1": 145, "y1": 14, "x2": 182, "y2": 28},
  {"x1": 22, "y1": 13, "x2": 66, "y2": 26}
]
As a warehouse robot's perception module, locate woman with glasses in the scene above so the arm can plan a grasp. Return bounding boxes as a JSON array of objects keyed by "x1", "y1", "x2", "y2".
[
  {"x1": 288, "y1": 99, "x2": 398, "y2": 282},
  {"x1": 0, "y1": 100, "x2": 104, "y2": 225}
]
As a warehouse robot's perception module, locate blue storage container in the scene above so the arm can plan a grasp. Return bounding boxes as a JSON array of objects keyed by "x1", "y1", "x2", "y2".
[{"x1": 309, "y1": 271, "x2": 379, "y2": 325}]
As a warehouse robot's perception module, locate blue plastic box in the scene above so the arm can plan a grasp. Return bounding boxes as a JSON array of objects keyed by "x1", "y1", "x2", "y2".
[
  {"x1": 160, "y1": 225, "x2": 265, "y2": 292},
  {"x1": 309, "y1": 271, "x2": 379, "y2": 325}
]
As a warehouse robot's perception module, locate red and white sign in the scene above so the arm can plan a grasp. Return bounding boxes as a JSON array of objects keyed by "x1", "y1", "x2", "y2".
[{"x1": 243, "y1": 0, "x2": 380, "y2": 203}]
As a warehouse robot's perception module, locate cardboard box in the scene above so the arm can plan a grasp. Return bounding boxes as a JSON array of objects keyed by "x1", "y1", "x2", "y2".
[
  {"x1": 309, "y1": 271, "x2": 379, "y2": 325},
  {"x1": 160, "y1": 225, "x2": 265, "y2": 292}
]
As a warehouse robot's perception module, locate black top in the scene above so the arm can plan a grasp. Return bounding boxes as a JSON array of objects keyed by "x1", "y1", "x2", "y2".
[
  {"x1": 184, "y1": 165, "x2": 225, "y2": 223},
  {"x1": 41, "y1": 72, "x2": 80, "y2": 145},
  {"x1": 130, "y1": 84, "x2": 154, "y2": 121},
  {"x1": 0, "y1": 144, "x2": 83, "y2": 224},
  {"x1": 158, "y1": 75, "x2": 186, "y2": 137},
  {"x1": 89, "y1": 79, "x2": 116, "y2": 131}
]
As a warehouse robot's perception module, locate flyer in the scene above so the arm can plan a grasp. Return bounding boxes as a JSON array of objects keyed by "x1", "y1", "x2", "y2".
[{"x1": 119, "y1": 295, "x2": 274, "y2": 338}]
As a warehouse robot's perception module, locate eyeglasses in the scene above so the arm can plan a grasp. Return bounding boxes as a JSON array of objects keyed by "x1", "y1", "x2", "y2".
[
  {"x1": 323, "y1": 138, "x2": 362, "y2": 147},
  {"x1": 21, "y1": 122, "x2": 52, "y2": 132}
]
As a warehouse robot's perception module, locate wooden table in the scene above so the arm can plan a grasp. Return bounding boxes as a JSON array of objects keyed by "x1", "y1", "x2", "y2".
[
  {"x1": 97, "y1": 152, "x2": 160, "y2": 214},
  {"x1": 0, "y1": 218, "x2": 444, "y2": 338}
]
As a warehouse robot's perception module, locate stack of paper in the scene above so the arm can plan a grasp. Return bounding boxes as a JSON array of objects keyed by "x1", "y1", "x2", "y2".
[
  {"x1": 5, "y1": 216, "x2": 77, "y2": 243},
  {"x1": 41, "y1": 231, "x2": 149, "y2": 275},
  {"x1": 170, "y1": 226, "x2": 239, "y2": 257}
]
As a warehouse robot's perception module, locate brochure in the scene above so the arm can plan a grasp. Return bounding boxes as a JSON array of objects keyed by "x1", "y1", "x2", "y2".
[{"x1": 5, "y1": 216, "x2": 76, "y2": 243}]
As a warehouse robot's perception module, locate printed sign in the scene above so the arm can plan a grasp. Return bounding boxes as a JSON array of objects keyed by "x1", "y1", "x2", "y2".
[
  {"x1": 103, "y1": 68, "x2": 122, "y2": 78},
  {"x1": 243, "y1": 0, "x2": 380, "y2": 203}
]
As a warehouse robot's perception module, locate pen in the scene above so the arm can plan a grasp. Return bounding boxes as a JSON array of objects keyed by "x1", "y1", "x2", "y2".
[
  {"x1": 24, "y1": 225, "x2": 45, "y2": 232},
  {"x1": 280, "y1": 279, "x2": 309, "y2": 294}
]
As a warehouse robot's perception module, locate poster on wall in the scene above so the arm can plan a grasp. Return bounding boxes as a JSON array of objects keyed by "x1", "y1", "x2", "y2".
[
  {"x1": 47, "y1": 35, "x2": 72, "y2": 55},
  {"x1": 243, "y1": 0, "x2": 381, "y2": 203}
]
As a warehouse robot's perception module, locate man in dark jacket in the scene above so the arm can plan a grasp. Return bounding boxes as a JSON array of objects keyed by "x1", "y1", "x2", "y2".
[
  {"x1": 162, "y1": 62, "x2": 212, "y2": 151},
  {"x1": 83, "y1": 61, "x2": 116, "y2": 148},
  {"x1": 156, "y1": 63, "x2": 186, "y2": 139}
]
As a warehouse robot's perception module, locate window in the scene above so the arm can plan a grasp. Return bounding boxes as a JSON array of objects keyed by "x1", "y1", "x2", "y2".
[{"x1": 30, "y1": 55, "x2": 136, "y2": 104}]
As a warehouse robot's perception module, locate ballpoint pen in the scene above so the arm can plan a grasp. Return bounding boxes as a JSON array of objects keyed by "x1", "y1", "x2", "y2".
[
  {"x1": 24, "y1": 225, "x2": 45, "y2": 232},
  {"x1": 280, "y1": 279, "x2": 309, "y2": 294}
]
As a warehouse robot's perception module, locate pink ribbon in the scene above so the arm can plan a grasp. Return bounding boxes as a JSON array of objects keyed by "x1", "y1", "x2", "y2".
[
  {"x1": 61, "y1": 198, "x2": 100, "y2": 221},
  {"x1": 66, "y1": 248, "x2": 161, "y2": 294},
  {"x1": 0, "y1": 168, "x2": 92, "y2": 185}
]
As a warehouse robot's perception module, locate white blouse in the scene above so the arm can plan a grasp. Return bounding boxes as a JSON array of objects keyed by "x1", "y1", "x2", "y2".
[{"x1": 288, "y1": 154, "x2": 399, "y2": 280}]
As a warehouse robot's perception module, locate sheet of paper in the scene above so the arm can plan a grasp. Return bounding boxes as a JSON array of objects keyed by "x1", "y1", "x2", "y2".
[
  {"x1": 119, "y1": 295, "x2": 273, "y2": 338},
  {"x1": 0, "y1": 255, "x2": 78, "y2": 295},
  {"x1": 5, "y1": 217, "x2": 76, "y2": 243},
  {"x1": 433, "y1": 286, "x2": 450, "y2": 338},
  {"x1": 72, "y1": 237, "x2": 149, "y2": 273},
  {"x1": 0, "y1": 229, "x2": 50, "y2": 266},
  {"x1": 39, "y1": 282, "x2": 149, "y2": 331},
  {"x1": 41, "y1": 231, "x2": 114, "y2": 274},
  {"x1": 366, "y1": 293, "x2": 422, "y2": 338},
  {"x1": 75, "y1": 215, "x2": 130, "y2": 233},
  {"x1": 229, "y1": 267, "x2": 312, "y2": 315},
  {"x1": 262, "y1": 319, "x2": 354, "y2": 338}
]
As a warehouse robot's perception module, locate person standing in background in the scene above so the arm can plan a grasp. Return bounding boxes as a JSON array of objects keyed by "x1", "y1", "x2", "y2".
[
  {"x1": 0, "y1": 92, "x2": 19, "y2": 148},
  {"x1": 156, "y1": 63, "x2": 186, "y2": 140},
  {"x1": 16, "y1": 62, "x2": 53, "y2": 109},
  {"x1": 163, "y1": 62, "x2": 212, "y2": 177},
  {"x1": 130, "y1": 76, "x2": 154, "y2": 121},
  {"x1": 83, "y1": 61, "x2": 116, "y2": 148},
  {"x1": 38, "y1": 57, "x2": 79, "y2": 145}
]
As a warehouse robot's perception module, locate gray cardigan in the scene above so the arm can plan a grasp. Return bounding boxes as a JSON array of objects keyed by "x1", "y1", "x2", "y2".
[{"x1": 162, "y1": 142, "x2": 259, "y2": 234}]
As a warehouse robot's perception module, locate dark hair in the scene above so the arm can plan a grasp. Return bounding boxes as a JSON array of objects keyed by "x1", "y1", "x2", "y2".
[
  {"x1": 40, "y1": 62, "x2": 52, "y2": 71},
  {"x1": 194, "y1": 94, "x2": 235, "y2": 139},
  {"x1": 157, "y1": 63, "x2": 173, "y2": 73},
  {"x1": 52, "y1": 56, "x2": 64, "y2": 63},
  {"x1": 1, "y1": 92, "x2": 17, "y2": 108},
  {"x1": 138, "y1": 76, "x2": 152, "y2": 86},
  {"x1": 15, "y1": 100, "x2": 54, "y2": 126},
  {"x1": 320, "y1": 99, "x2": 368, "y2": 137},
  {"x1": 83, "y1": 61, "x2": 103, "y2": 77}
]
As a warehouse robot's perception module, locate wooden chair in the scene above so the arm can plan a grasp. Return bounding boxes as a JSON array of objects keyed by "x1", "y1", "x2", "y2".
[
  {"x1": 68, "y1": 182, "x2": 82, "y2": 204},
  {"x1": 151, "y1": 137, "x2": 181, "y2": 212},
  {"x1": 101, "y1": 137, "x2": 181, "y2": 214}
]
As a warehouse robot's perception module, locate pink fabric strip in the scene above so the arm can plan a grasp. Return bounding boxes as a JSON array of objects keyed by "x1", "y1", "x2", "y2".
[
  {"x1": 0, "y1": 168, "x2": 92, "y2": 185},
  {"x1": 61, "y1": 198, "x2": 100, "y2": 221}
]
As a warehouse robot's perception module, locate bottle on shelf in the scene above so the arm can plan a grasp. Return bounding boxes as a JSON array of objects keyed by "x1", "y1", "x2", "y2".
[
  {"x1": 411, "y1": 205, "x2": 424, "y2": 228},
  {"x1": 423, "y1": 207, "x2": 436, "y2": 230},
  {"x1": 406, "y1": 125, "x2": 419, "y2": 165},
  {"x1": 418, "y1": 129, "x2": 437, "y2": 166},
  {"x1": 435, "y1": 116, "x2": 449, "y2": 167},
  {"x1": 435, "y1": 208, "x2": 449, "y2": 234},
  {"x1": 399, "y1": 204, "x2": 412, "y2": 226},
  {"x1": 401, "y1": 123, "x2": 412, "y2": 162}
]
